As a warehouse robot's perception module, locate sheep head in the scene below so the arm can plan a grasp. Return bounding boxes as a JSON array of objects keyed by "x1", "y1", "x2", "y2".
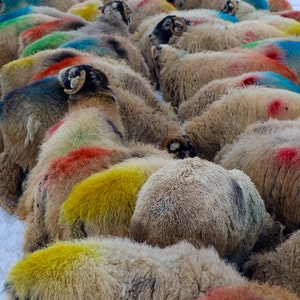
[
  {"x1": 161, "y1": 134, "x2": 198, "y2": 159},
  {"x1": 100, "y1": 0, "x2": 133, "y2": 25},
  {"x1": 58, "y1": 64, "x2": 115, "y2": 101},
  {"x1": 221, "y1": 0, "x2": 239, "y2": 15},
  {"x1": 149, "y1": 15, "x2": 190, "y2": 46}
]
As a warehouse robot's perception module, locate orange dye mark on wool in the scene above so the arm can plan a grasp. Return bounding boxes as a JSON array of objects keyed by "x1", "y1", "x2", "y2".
[
  {"x1": 275, "y1": 147, "x2": 300, "y2": 166},
  {"x1": 267, "y1": 99, "x2": 285, "y2": 117}
]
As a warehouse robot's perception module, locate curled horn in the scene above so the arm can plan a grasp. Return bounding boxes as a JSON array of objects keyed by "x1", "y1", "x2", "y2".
[
  {"x1": 170, "y1": 16, "x2": 187, "y2": 36},
  {"x1": 64, "y1": 69, "x2": 86, "y2": 95}
]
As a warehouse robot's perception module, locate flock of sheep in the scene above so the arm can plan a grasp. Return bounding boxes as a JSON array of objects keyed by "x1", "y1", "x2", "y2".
[{"x1": 0, "y1": 0, "x2": 300, "y2": 298}]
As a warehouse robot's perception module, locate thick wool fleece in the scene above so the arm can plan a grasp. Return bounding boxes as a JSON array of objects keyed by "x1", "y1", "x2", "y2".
[{"x1": 5, "y1": 237, "x2": 246, "y2": 299}]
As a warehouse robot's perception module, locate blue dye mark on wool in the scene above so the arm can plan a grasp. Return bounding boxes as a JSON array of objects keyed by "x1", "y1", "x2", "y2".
[
  {"x1": 244, "y1": 0, "x2": 269, "y2": 9},
  {"x1": 257, "y1": 72, "x2": 300, "y2": 93},
  {"x1": 0, "y1": 6, "x2": 33, "y2": 23},
  {"x1": 1, "y1": 0, "x2": 41, "y2": 14},
  {"x1": 217, "y1": 12, "x2": 238, "y2": 23},
  {"x1": 274, "y1": 40, "x2": 300, "y2": 67}
]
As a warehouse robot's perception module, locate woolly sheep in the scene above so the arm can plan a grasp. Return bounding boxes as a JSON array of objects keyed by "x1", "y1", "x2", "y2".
[
  {"x1": 151, "y1": 19, "x2": 289, "y2": 53},
  {"x1": 178, "y1": 71, "x2": 300, "y2": 121},
  {"x1": 215, "y1": 118, "x2": 300, "y2": 228},
  {"x1": 5, "y1": 237, "x2": 246, "y2": 299},
  {"x1": 197, "y1": 281, "x2": 300, "y2": 300},
  {"x1": 244, "y1": 229, "x2": 300, "y2": 296},
  {"x1": 237, "y1": 38, "x2": 300, "y2": 77},
  {"x1": 19, "y1": 0, "x2": 133, "y2": 57},
  {"x1": 150, "y1": 44, "x2": 299, "y2": 108},
  {"x1": 164, "y1": 86, "x2": 300, "y2": 161},
  {"x1": 131, "y1": 157, "x2": 282, "y2": 266},
  {"x1": 0, "y1": 13, "x2": 57, "y2": 68},
  {"x1": 23, "y1": 144, "x2": 170, "y2": 253},
  {"x1": 18, "y1": 16, "x2": 89, "y2": 52},
  {"x1": 221, "y1": 0, "x2": 300, "y2": 35},
  {"x1": 0, "y1": 0, "x2": 81, "y2": 14},
  {"x1": 0, "y1": 76, "x2": 69, "y2": 214},
  {"x1": 279, "y1": 10, "x2": 300, "y2": 22}
]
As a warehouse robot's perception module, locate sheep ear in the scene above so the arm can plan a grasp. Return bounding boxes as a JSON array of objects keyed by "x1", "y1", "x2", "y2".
[
  {"x1": 64, "y1": 69, "x2": 87, "y2": 95},
  {"x1": 170, "y1": 16, "x2": 187, "y2": 36},
  {"x1": 161, "y1": 134, "x2": 197, "y2": 159}
]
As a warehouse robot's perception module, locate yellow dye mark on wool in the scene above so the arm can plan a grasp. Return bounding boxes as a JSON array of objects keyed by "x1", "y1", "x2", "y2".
[
  {"x1": 61, "y1": 162, "x2": 152, "y2": 224},
  {"x1": 7, "y1": 241, "x2": 99, "y2": 297},
  {"x1": 68, "y1": 1, "x2": 102, "y2": 21}
]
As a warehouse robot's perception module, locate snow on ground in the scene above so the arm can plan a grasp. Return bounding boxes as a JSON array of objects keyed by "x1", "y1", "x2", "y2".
[{"x1": 0, "y1": 1, "x2": 300, "y2": 299}]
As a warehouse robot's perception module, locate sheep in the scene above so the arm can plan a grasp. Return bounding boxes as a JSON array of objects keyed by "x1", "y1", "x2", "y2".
[
  {"x1": 214, "y1": 118, "x2": 300, "y2": 228},
  {"x1": 170, "y1": 0, "x2": 269, "y2": 11},
  {"x1": 268, "y1": 0, "x2": 293, "y2": 12},
  {"x1": 243, "y1": 229, "x2": 300, "y2": 296},
  {"x1": 19, "y1": 0, "x2": 133, "y2": 57},
  {"x1": 279, "y1": 10, "x2": 300, "y2": 22},
  {"x1": 236, "y1": 38, "x2": 300, "y2": 77},
  {"x1": 0, "y1": 75, "x2": 69, "y2": 214},
  {"x1": 131, "y1": 157, "x2": 283, "y2": 266},
  {"x1": 22, "y1": 143, "x2": 171, "y2": 253},
  {"x1": 4, "y1": 237, "x2": 247, "y2": 299},
  {"x1": 149, "y1": 16, "x2": 289, "y2": 53},
  {"x1": 178, "y1": 71, "x2": 300, "y2": 122},
  {"x1": 0, "y1": 13, "x2": 57, "y2": 68},
  {"x1": 0, "y1": 0, "x2": 81, "y2": 14},
  {"x1": 67, "y1": 0, "x2": 103, "y2": 21},
  {"x1": 221, "y1": 0, "x2": 300, "y2": 35},
  {"x1": 163, "y1": 86, "x2": 300, "y2": 161},
  {"x1": 16, "y1": 63, "x2": 181, "y2": 222},
  {"x1": 18, "y1": 16, "x2": 89, "y2": 52},
  {"x1": 197, "y1": 281, "x2": 300, "y2": 300},
  {"x1": 150, "y1": 44, "x2": 299, "y2": 109},
  {"x1": 58, "y1": 33, "x2": 151, "y2": 79}
]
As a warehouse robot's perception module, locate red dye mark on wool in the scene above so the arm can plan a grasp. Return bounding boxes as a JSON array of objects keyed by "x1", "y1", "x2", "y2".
[
  {"x1": 275, "y1": 147, "x2": 299, "y2": 166},
  {"x1": 228, "y1": 63, "x2": 240, "y2": 76},
  {"x1": 241, "y1": 75, "x2": 258, "y2": 86},
  {"x1": 264, "y1": 44, "x2": 283, "y2": 62},
  {"x1": 136, "y1": 0, "x2": 151, "y2": 8},
  {"x1": 267, "y1": 99, "x2": 285, "y2": 118},
  {"x1": 44, "y1": 119, "x2": 65, "y2": 140}
]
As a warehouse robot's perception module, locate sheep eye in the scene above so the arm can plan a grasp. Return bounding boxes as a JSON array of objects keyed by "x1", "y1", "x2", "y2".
[{"x1": 169, "y1": 142, "x2": 180, "y2": 151}]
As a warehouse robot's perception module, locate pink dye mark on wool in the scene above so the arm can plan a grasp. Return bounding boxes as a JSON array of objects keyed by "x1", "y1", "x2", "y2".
[
  {"x1": 267, "y1": 99, "x2": 286, "y2": 118},
  {"x1": 275, "y1": 147, "x2": 300, "y2": 166},
  {"x1": 244, "y1": 31, "x2": 258, "y2": 43},
  {"x1": 136, "y1": 0, "x2": 151, "y2": 8},
  {"x1": 228, "y1": 63, "x2": 241, "y2": 76}
]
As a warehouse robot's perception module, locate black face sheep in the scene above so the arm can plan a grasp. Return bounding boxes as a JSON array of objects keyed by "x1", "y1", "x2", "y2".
[
  {"x1": 131, "y1": 157, "x2": 282, "y2": 266},
  {"x1": 4, "y1": 237, "x2": 246, "y2": 299},
  {"x1": 150, "y1": 44, "x2": 298, "y2": 108},
  {"x1": 215, "y1": 118, "x2": 300, "y2": 228},
  {"x1": 164, "y1": 86, "x2": 300, "y2": 161},
  {"x1": 243, "y1": 229, "x2": 300, "y2": 296},
  {"x1": 0, "y1": 75, "x2": 69, "y2": 214},
  {"x1": 178, "y1": 71, "x2": 300, "y2": 121}
]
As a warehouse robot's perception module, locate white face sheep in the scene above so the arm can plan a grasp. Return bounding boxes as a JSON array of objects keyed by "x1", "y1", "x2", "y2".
[
  {"x1": 4, "y1": 237, "x2": 246, "y2": 299},
  {"x1": 215, "y1": 118, "x2": 300, "y2": 229}
]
